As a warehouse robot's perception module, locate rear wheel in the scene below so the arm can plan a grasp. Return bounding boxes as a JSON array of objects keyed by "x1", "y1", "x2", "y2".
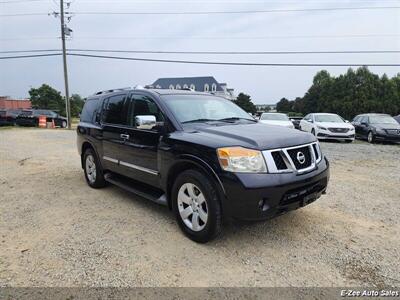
[
  {"x1": 367, "y1": 131, "x2": 375, "y2": 143},
  {"x1": 83, "y1": 148, "x2": 106, "y2": 188},
  {"x1": 61, "y1": 120, "x2": 67, "y2": 128},
  {"x1": 172, "y1": 169, "x2": 222, "y2": 243}
]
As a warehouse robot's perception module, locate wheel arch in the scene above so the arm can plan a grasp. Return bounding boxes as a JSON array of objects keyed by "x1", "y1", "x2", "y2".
[
  {"x1": 165, "y1": 155, "x2": 226, "y2": 212},
  {"x1": 81, "y1": 141, "x2": 101, "y2": 169}
]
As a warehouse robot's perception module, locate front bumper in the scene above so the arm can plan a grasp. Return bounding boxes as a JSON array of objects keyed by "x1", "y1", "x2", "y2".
[
  {"x1": 317, "y1": 132, "x2": 355, "y2": 140},
  {"x1": 375, "y1": 132, "x2": 400, "y2": 142},
  {"x1": 220, "y1": 157, "x2": 330, "y2": 221}
]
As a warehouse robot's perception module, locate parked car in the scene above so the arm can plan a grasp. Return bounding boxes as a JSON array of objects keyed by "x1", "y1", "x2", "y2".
[
  {"x1": 77, "y1": 88, "x2": 329, "y2": 243},
  {"x1": 0, "y1": 109, "x2": 23, "y2": 126},
  {"x1": 16, "y1": 109, "x2": 67, "y2": 128},
  {"x1": 394, "y1": 115, "x2": 400, "y2": 124},
  {"x1": 289, "y1": 116, "x2": 303, "y2": 130},
  {"x1": 352, "y1": 113, "x2": 400, "y2": 143},
  {"x1": 299, "y1": 113, "x2": 355, "y2": 143},
  {"x1": 259, "y1": 113, "x2": 294, "y2": 129}
]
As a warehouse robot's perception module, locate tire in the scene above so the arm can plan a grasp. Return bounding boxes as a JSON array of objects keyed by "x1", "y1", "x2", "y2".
[
  {"x1": 61, "y1": 120, "x2": 67, "y2": 128},
  {"x1": 171, "y1": 169, "x2": 222, "y2": 243},
  {"x1": 83, "y1": 148, "x2": 106, "y2": 188},
  {"x1": 367, "y1": 131, "x2": 375, "y2": 144},
  {"x1": 345, "y1": 140, "x2": 353, "y2": 143}
]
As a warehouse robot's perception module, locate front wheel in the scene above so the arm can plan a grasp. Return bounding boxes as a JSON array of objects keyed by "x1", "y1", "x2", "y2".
[
  {"x1": 172, "y1": 169, "x2": 222, "y2": 243},
  {"x1": 367, "y1": 131, "x2": 375, "y2": 143},
  {"x1": 83, "y1": 148, "x2": 106, "y2": 188},
  {"x1": 61, "y1": 120, "x2": 67, "y2": 128}
]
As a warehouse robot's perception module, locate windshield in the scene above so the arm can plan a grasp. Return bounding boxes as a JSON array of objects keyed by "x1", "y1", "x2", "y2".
[
  {"x1": 260, "y1": 113, "x2": 289, "y2": 121},
  {"x1": 369, "y1": 115, "x2": 397, "y2": 124},
  {"x1": 314, "y1": 114, "x2": 344, "y2": 123},
  {"x1": 161, "y1": 95, "x2": 254, "y2": 124}
]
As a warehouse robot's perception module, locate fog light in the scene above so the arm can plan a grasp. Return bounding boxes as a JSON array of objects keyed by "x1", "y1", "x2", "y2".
[{"x1": 258, "y1": 199, "x2": 269, "y2": 212}]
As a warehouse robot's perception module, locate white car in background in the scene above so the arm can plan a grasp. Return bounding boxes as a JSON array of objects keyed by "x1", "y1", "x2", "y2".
[
  {"x1": 299, "y1": 113, "x2": 355, "y2": 142},
  {"x1": 259, "y1": 113, "x2": 294, "y2": 129}
]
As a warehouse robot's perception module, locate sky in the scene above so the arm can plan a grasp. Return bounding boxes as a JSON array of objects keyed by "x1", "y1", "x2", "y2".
[{"x1": 0, "y1": 0, "x2": 399, "y2": 104}]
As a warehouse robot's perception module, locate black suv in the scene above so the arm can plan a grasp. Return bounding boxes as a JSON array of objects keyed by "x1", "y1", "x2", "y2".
[
  {"x1": 0, "y1": 109, "x2": 22, "y2": 126},
  {"x1": 352, "y1": 113, "x2": 400, "y2": 143},
  {"x1": 77, "y1": 88, "x2": 329, "y2": 242},
  {"x1": 16, "y1": 109, "x2": 67, "y2": 127}
]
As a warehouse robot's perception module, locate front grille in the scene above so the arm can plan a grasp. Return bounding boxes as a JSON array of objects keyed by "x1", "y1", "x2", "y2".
[
  {"x1": 263, "y1": 142, "x2": 321, "y2": 173},
  {"x1": 386, "y1": 129, "x2": 400, "y2": 135},
  {"x1": 271, "y1": 151, "x2": 287, "y2": 170},
  {"x1": 287, "y1": 146, "x2": 312, "y2": 170},
  {"x1": 312, "y1": 144, "x2": 320, "y2": 160},
  {"x1": 328, "y1": 127, "x2": 349, "y2": 133}
]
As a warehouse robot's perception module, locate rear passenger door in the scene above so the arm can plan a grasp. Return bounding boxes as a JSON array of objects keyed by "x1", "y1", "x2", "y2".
[
  {"x1": 117, "y1": 93, "x2": 165, "y2": 187},
  {"x1": 100, "y1": 93, "x2": 129, "y2": 172}
]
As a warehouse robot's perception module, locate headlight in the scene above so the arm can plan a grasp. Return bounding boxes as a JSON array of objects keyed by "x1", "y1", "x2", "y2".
[
  {"x1": 349, "y1": 127, "x2": 355, "y2": 131},
  {"x1": 317, "y1": 126, "x2": 327, "y2": 130},
  {"x1": 217, "y1": 147, "x2": 267, "y2": 173}
]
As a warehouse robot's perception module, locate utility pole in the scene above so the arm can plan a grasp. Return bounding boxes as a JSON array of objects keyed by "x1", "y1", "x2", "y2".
[{"x1": 60, "y1": 0, "x2": 71, "y2": 129}]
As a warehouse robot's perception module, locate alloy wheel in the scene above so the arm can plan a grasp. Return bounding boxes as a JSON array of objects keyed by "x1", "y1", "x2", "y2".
[
  {"x1": 85, "y1": 154, "x2": 97, "y2": 183},
  {"x1": 177, "y1": 183, "x2": 208, "y2": 232},
  {"x1": 368, "y1": 132, "x2": 373, "y2": 143}
]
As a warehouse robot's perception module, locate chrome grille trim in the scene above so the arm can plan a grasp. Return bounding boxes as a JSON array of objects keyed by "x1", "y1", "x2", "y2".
[{"x1": 263, "y1": 142, "x2": 322, "y2": 174}]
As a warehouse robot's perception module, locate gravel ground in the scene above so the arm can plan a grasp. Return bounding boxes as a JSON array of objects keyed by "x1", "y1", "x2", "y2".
[{"x1": 0, "y1": 128, "x2": 399, "y2": 287}]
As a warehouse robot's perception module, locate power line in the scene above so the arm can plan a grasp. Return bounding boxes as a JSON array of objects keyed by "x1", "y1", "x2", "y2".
[
  {"x1": 71, "y1": 34, "x2": 400, "y2": 40},
  {"x1": 0, "y1": 13, "x2": 48, "y2": 17},
  {"x1": 1, "y1": 34, "x2": 399, "y2": 41},
  {"x1": 73, "y1": 6, "x2": 400, "y2": 15},
  {"x1": 1, "y1": 52, "x2": 398, "y2": 66},
  {"x1": 0, "y1": 53, "x2": 61, "y2": 59},
  {"x1": 1, "y1": 49, "x2": 400, "y2": 55},
  {"x1": 0, "y1": 0, "x2": 47, "y2": 3},
  {"x1": 67, "y1": 53, "x2": 400, "y2": 67},
  {"x1": 1, "y1": 6, "x2": 399, "y2": 17}
]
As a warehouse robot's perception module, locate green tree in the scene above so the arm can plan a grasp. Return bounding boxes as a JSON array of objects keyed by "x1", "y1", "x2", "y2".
[
  {"x1": 70, "y1": 94, "x2": 85, "y2": 117},
  {"x1": 276, "y1": 97, "x2": 293, "y2": 112},
  {"x1": 233, "y1": 93, "x2": 257, "y2": 114},
  {"x1": 29, "y1": 84, "x2": 65, "y2": 115},
  {"x1": 282, "y1": 67, "x2": 400, "y2": 119}
]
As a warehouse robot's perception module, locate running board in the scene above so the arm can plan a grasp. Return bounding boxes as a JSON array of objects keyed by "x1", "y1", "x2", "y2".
[{"x1": 104, "y1": 173, "x2": 167, "y2": 206}]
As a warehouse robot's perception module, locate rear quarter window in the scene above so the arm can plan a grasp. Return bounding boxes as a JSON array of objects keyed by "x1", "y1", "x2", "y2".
[{"x1": 80, "y1": 98, "x2": 99, "y2": 123}]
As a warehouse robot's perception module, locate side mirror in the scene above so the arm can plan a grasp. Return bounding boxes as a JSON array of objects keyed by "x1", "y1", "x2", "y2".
[{"x1": 135, "y1": 115, "x2": 157, "y2": 130}]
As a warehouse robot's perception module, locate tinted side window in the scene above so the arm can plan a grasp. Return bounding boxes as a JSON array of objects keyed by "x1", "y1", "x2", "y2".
[
  {"x1": 102, "y1": 94, "x2": 127, "y2": 125},
  {"x1": 80, "y1": 99, "x2": 99, "y2": 123},
  {"x1": 127, "y1": 94, "x2": 164, "y2": 128}
]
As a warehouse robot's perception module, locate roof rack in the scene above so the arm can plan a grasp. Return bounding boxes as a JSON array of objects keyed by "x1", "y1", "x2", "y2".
[{"x1": 94, "y1": 87, "x2": 131, "y2": 95}]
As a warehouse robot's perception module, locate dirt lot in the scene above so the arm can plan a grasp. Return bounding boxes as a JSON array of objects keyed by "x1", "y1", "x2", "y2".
[{"x1": 0, "y1": 128, "x2": 399, "y2": 287}]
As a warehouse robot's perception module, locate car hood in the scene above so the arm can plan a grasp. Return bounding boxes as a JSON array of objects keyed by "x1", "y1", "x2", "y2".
[
  {"x1": 372, "y1": 123, "x2": 400, "y2": 130},
  {"x1": 177, "y1": 122, "x2": 316, "y2": 150},
  {"x1": 315, "y1": 122, "x2": 353, "y2": 129}
]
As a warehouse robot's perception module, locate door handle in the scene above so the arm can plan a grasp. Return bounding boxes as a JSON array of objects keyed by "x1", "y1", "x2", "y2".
[{"x1": 120, "y1": 134, "x2": 130, "y2": 139}]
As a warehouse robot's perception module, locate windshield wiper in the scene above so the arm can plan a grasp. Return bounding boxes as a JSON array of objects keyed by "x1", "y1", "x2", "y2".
[
  {"x1": 218, "y1": 117, "x2": 257, "y2": 123},
  {"x1": 182, "y1": 118, "x2": 218, "y2": 124}
]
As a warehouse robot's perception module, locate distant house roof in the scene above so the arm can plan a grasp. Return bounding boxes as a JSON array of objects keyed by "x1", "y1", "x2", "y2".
[{"x1": 152, "y1": 76, "x2": 224, "y2": 91}]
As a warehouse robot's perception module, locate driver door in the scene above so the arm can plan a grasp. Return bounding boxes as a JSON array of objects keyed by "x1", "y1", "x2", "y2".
[{"x1": 117, "y1": 93, "x2": 165, "y2": 187}]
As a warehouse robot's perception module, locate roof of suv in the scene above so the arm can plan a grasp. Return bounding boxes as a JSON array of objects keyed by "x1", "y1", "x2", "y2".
[{"x1": 86, "y1": 88, "x2": 220, "y2": 100}]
